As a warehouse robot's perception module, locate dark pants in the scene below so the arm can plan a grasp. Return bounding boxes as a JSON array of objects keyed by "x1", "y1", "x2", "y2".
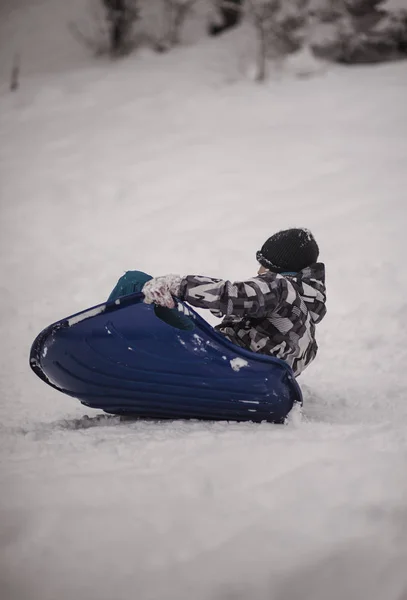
[{"x1": 108, "y1": 270, "x2": 194, "y2": 331}]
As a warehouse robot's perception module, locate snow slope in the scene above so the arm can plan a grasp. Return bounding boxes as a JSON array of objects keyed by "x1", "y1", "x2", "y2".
[{"x1": 1, "y1": 5, "x2": 407, "y2": 600}]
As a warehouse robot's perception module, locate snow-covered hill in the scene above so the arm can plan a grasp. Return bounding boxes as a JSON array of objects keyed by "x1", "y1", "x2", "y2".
[{"x1": 1, "y1": 3, "x2": 407, "y2": 600}]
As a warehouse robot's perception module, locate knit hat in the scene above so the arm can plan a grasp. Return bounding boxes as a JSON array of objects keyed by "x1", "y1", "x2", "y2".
[{"x1": 256, "y1": 228, "x2": 319, "y2": 273}]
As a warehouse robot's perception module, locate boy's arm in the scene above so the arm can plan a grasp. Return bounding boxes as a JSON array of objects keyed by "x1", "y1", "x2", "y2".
[{"x1": 179, "y1": 274, "x2": 284, "y2": 318}]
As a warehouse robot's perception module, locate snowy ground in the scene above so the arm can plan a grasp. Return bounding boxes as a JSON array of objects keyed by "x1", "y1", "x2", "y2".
[{"x1": 1, "y1": 4, "x2": 407, "y2": 599}]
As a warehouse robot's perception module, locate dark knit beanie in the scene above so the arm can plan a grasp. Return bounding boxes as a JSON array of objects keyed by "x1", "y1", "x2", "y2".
[{"x1": 256, "y1": 228, "x2": 319, "y2": 273}]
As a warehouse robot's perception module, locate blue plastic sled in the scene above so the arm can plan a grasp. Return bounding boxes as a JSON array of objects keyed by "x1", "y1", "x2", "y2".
[{"x1": 29, "y1": 293, "x2": 302, "y2": 423}]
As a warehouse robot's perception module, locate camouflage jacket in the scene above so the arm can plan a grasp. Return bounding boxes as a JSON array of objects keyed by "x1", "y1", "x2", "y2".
[{"x1": 178, "y1": 263, "x2": 327, "y2": 376}]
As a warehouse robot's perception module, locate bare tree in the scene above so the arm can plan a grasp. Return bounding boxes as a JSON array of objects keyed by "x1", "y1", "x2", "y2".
[
  {"x1": 245, "y1": 0, "x2": 309, "y2": 81},
  {"x1": 159, "y1": 0, "x2": 199, "y2": 49},
  {"x1": 103, "y1": 0, "x2": 139, "y2": 56},
  {"x1": 246, "y1": 0, "x2": 277, "y2": 81},
  {"x1": 10, "y1": 53, "x2": 20, "y2": 92}
]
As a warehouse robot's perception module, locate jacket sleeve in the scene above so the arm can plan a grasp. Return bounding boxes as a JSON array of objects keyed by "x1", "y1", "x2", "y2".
[{"x1": 178, "y1": 274, "x2": 284, "y2": 318}]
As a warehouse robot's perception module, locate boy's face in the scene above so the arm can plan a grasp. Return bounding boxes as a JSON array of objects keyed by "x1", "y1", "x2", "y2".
[{"x1": 257, "y1": 265, "x2": 268, "y2": 275}]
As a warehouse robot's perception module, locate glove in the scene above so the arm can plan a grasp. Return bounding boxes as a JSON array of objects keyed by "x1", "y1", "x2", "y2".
[{"x1": 142, "y1": 274, "x2": 182, "y2": 309}]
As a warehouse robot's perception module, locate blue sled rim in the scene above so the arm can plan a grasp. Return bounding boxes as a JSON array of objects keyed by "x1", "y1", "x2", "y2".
[{"x1": 29, "y1": 293, "x2": 303, "y2": 423}]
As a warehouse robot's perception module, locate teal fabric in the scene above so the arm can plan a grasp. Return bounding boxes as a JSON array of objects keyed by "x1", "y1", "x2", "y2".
[
  {"x1": 108, "y1": 270, "x2": 152, "y2": 302},
  {"x1": 108, "y1": 271, "x2": 194, "y2": 331}
]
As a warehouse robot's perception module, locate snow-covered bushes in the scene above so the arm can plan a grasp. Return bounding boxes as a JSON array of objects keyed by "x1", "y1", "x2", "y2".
[
  {"x1": 70, "y1": 0, "x2": 407, "y2": 70},
  {"x1": 310, "y1": 1, "x2": 407, "y2": 64},
  {"x1": 377, "y1": 9, "x2": 407, "y2": 55},
  {"x1": 209, "y1": 0, "x2": 244, "y2": 36},
  {"x1": 220, "y1": 0, "x2": 407, "y2": 80},
  {"x1": 224, "y1": 0, "x2": 407, "y2": 71},
  {"x1": 71, "y1": 0, "x2": 201, "y2": 56}
]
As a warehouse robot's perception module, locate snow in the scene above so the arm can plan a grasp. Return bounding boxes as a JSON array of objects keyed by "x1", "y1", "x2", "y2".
[
  {"x1": 230, "y1": 357, "x2": 249, "y2": 372},
  {"x1": 1, "y1": 2, "x2": 407, "y2": 599},
  {"x1": 68, "y1": 305, "x2": 106, "y2": 326}
]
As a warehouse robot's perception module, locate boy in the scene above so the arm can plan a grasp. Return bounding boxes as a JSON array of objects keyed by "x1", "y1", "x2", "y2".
[{"x1": 112, "y1": 228, "x2": 327, "y2": 377}]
